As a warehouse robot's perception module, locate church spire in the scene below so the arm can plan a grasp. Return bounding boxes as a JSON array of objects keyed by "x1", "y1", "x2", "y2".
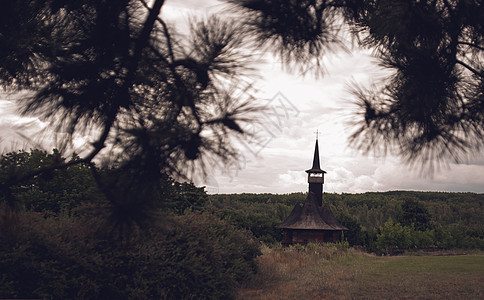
[
  {"x1": 306, "y1": 138, "x2": 324, "y2": 173},
  {"x1": 306, "y1": 137, "x2": 326, "y2": 206},
  {"x1": 311, "y1": 139, "x2": 322, "y2": 171}
]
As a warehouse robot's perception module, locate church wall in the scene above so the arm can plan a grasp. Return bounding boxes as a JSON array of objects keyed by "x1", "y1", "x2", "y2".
[
  {"x1": 283, "y1": 229, "x2": 341, "y2": 245},
  {"x1": 293, "y1": 229, "x2": 325, "y2": 244}
]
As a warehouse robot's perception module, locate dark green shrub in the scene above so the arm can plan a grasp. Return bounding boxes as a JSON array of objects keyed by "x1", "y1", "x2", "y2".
[
  {"x1": 154, "y1": 212, "x2": 260, "y2": 299},
  {"x1": 0, "y1": 208, "x2": 260, "y2": 299},
  {"x1": 0, "y1": 208, "x2": 98, "y2": 299}
]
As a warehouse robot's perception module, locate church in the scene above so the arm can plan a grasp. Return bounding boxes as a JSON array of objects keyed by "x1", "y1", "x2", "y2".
[{"x1": 277, "y1": 138, "x2": 348, "y2": 245}]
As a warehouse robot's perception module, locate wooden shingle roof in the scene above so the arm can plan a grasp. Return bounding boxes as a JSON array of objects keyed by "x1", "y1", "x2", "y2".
[{"x1": 277, "y1": 192, "x2": 348, "y2": 231}]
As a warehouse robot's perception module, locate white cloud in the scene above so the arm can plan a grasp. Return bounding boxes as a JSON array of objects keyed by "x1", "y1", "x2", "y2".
[{"x1": 0, "y1": 97, "x2": 47, "y2": 151}]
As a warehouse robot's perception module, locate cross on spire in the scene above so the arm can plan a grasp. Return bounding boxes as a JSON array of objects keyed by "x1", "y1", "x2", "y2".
[{"x1": 314, "y1": 129, "x2": 320, "y2": 140}]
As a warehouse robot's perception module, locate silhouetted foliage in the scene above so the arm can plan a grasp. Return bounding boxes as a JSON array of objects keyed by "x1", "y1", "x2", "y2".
[
  {"x1": 0, "y1": 0, "x2": 261, "y2": 230},
  {"x1": 0, "y1": 148, "x2": 262, "y2": 299},
  {"x1": 228, "y1": 0, "x2": 484, "y2": 170},
  {"x1": 229, "y1": 0, "x2": 345, "y2": 74}
]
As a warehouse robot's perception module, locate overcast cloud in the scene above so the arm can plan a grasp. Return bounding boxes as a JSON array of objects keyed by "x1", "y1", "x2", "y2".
[
  {"x1": 0, "y1": 0, "x2": 482, "y2": 194},
  {"x1": 165, "y1": 0, "x2": 484, "y2": 194}
]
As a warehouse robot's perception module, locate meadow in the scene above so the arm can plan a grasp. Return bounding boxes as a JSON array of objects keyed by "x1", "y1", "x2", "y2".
[{"x1": 238, "y1": 244, "x2": 484, "y2": 299}]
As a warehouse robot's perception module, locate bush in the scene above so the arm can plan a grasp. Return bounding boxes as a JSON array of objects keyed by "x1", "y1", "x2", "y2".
[
  {"x1": 375, "y1": 221, "x2": 484, "y2": 255},
  {"x1": 0, "y1": 208, "x2": 260, "y2": 299},
  {"x1": 0, "y1": 208, "x2": 97, "y2": 298},
  {"x1": 154, "y1": 212, "x2": 261, "y2": 299},
  {"x1": 376, "y1": 221, "x2": 413, "y2": 254}
]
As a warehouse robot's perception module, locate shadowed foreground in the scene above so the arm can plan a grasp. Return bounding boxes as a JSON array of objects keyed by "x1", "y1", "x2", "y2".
[{"x1": 238, "y1": 244, "x2": 484, "y2": 299}]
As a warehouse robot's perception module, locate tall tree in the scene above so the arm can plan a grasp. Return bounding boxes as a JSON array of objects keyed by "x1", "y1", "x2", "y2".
[{"x1": 0, "y1": 0, "x2": 258, "y2": 222}]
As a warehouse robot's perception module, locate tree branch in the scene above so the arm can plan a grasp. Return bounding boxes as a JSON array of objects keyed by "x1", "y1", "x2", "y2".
[
  {"x1": 139, "y1": 0, "x2": 175, "y2": 64},
  {"x1": 456, "y1": 59, "x2": 484, "y2": 77},
  {"x1": 129, "y1": 0, "x2": 165, "y2": 72},
  {"x1": 457, "y1": 41, "x2": 484, "y2": 52},
  {"x1": 1, "y1": 109, "x2": 117, "y2": 191}
]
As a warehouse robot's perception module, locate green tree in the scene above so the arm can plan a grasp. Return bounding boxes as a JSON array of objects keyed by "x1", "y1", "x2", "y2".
[
  {"x1": 376, "y1": 220, "x2": 413, "y2": 253},
  {"x1": 0, "y1": 149, "x2": 100, "y2": 214},
  {"x1": 160, "y1": 176, "x2": 209, "y2": 214},
  {"x1": 398, "y1": 198, "x2": 431, "y2": 231},
  {"x1": 336, "y1": 212, "x2": 366, "y2": 246}
]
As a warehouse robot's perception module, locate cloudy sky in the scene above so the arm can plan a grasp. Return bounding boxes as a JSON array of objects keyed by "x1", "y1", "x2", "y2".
[
  {"x1": 1, "y1": 0, "x2": 483, "y2": 194},
  {"x1": 163, "y1": 0, "x2": 484, "y2": 194}
]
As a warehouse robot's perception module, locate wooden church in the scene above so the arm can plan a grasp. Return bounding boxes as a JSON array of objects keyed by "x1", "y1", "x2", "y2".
[{"x1": 277, "y1": 139, "x2": 347, "y2": 245}]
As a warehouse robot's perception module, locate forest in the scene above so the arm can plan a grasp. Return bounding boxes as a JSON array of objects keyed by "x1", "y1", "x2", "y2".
[
  {"x1": 208, "y1": 191, "x2": 484, "y2": 253},
  {"x1": 1, "y1": 149, "x2": 483, "y2": 298}
]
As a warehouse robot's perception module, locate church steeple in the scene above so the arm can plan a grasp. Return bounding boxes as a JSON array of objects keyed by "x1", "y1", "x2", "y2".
[
  {"x1": 305, "y1": 138, "x2": 326, "y2": 206},
  {"x1": 276, "y1": 135, "x2": 348, "y2": 245},
  {"x1": 307, "y1": 139, "x2": 322, "y2": 172}
]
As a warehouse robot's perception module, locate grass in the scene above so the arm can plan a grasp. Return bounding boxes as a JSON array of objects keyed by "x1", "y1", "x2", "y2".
[
  {"x1": 351, "y1": 255, "x2": 483, "y2": 299},
  {"x1": 237, "y1": 245, "x2": 484, "y2": 299}
]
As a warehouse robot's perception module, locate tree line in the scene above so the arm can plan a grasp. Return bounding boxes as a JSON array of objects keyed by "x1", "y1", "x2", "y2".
[{"x1": 208, "y1": 190, "x2": 484, "y2": 253}]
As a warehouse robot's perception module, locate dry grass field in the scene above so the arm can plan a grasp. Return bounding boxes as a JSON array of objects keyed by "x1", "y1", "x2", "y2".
[{"x1": 237, "y1": 244, "x2": 484, "y2": 299}]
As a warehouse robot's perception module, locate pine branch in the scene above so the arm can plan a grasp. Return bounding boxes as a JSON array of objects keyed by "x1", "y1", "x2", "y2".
[
  {"x1": 457, "y1": 41, "x2": 484, "y2": 52},
  {"x1": 456, "y1": 59, "x2": 484, "y2": 77}
]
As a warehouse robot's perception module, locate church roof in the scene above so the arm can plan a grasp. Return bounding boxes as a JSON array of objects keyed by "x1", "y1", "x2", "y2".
[
  {"x1": 276, "y1": 193, "x2": 348, "y2": 231},
  {"x1": 305, "y1": 139, "x2": 326, "y2": 173}
]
